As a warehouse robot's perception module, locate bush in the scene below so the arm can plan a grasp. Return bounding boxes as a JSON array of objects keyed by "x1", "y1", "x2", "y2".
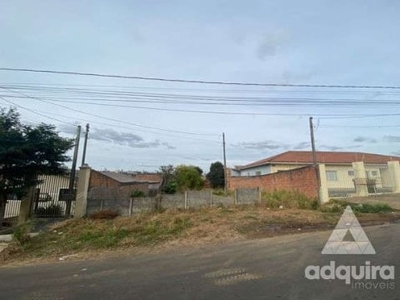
[
  {"x1": 319, "y1": 200, "x2": 394, "y2": 214},
  {"x1": 162, "y1": 181, "x2": 177, "y2": 194},
  {"x1": 131, "y1": 190, "x2": 146, "y2": 198},
  {"x1": 90, "y1": 209, "x2": 119, "y2": 220},
  {"x1": 35, "y1": 204, "x2": 63, "y2": 217},
  {"x1": 261, "y1": 190, "x2": 318, "y2": 210},
  {"x1": 13, "y1": 221, "x2": 33, "y2": 245}
]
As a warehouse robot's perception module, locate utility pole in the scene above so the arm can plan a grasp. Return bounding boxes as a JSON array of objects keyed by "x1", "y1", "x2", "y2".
[
  {"x1": 81, "y1": 123, "x2": 90, "y2": 166},
  {"x1": 309, "y1": 117, "x2": 317, "y2": 167},
  {"x1": 223, "y1": 132, "x2": 227, "y2": 191},
  {"x1": 66, "y1": 125, "x2": 81, "y2": 216}
]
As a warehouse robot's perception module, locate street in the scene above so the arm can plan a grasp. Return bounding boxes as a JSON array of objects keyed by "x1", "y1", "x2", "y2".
[{"x1": 1, "y1": 223, "x2": 399, "y2": 300}]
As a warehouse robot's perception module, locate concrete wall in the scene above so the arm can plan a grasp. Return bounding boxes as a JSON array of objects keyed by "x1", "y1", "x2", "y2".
[
  {"x1": 227, "y1": 166, "x2": 319, "y2": 199},
  {"x1": 86, "y1": 188, "x2": 259, "y2": 216}
]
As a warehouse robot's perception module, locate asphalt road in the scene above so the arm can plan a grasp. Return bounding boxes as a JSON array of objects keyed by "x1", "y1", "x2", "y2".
[{"x1": 1, "y1": 223, "x2": 399, "y2": 300}]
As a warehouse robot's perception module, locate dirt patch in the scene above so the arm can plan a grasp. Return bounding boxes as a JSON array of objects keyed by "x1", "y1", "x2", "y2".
[{"x1": 3, "y1": 205, "x2": 400, "y2": 267}]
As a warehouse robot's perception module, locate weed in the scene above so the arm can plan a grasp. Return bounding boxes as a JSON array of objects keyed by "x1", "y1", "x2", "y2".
[
  {"x1": 13, "y1": 221, "x2": 33, "y2": 245},
  {"x1": 261, "y1": 190, "x2": 318, "y2": 210}
]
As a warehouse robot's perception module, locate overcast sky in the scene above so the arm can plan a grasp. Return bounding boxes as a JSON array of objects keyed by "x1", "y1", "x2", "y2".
[{"x1": 1, "y1": 0, "x2": 400, "y2": 172}]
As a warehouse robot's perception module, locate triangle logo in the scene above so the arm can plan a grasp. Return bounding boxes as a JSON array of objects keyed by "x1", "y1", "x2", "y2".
[{"x1": 321, "y1": 206, "x2": 376, "y2": 255}]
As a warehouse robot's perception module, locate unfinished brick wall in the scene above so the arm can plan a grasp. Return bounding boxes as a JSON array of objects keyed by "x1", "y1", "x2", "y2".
[
  {"x1": 227, "y1": 166, "x2": 319, "y2": 198},
  {"x1": 89, "y1": 170, "x2": 149, "y2": 198}
]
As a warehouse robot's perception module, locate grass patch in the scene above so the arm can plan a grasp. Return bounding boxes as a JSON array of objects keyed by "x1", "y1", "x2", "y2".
[
  {"x1": 320, "y1": 199, "x2": 394, "y2": 214},
  {"x1": 6, "y1": 200, "x2": 400, "y2": 263},
  {"x1": 260, "y1": 190, "x2": 318, "y2": 210}
]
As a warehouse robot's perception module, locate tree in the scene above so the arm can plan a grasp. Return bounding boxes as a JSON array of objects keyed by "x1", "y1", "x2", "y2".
[
  {"x1": 159, "y1": 165, "x2": 177, "y2": 194},
  {"x1": 175, "y1": 165, "x2": 204, "y2": 191},
  {"x1": 0, "y1": 108, "x2": 74, "y2": 228},
  {"x1": 206, "y1": 161, "x2": 225, "y2": 189}
]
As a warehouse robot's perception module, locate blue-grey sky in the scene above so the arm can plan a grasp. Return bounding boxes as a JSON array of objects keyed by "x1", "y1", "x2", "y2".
[{"x1": 1, "y1": 0, "x2": 400, "y2": 172}]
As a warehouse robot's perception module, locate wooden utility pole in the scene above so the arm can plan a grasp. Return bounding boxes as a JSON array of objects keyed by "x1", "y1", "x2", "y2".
[
  {"x1": 309, "y1": 117, "x2": 317, "y2": 166},
  {"x1": 223, "y1": 132, "x2": 227, "y2": 191},
  {"x1": 66, "y1": 125, "x2": 81, "y2": 216},
  {"x1": 81, "y1": 123, "x2": 90, "y2": 166}
]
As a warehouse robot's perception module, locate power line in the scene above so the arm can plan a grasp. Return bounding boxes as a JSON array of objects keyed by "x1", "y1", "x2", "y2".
[
  {"x1": 0, "y1": 96, "x2": 77, "y2": 127},
  {"x1": 2, "y1": 67, "x2": 400, "y2": 89},
  {"x1": 0, "y1": 87, "x2": 218, "y2": 136}
]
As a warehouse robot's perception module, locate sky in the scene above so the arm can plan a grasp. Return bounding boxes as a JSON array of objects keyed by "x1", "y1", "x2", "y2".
[{"x1": 1, "y1": 0, "x2": 400, "y2": 172}]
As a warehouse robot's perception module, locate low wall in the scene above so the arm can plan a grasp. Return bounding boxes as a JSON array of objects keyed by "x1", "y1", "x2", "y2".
[
  {"x1": 86, "y1": 188, "x2": 259, "y2": 216},
  {"x1": 227, "y1": 166, "x2": 319, "y2": 199}
]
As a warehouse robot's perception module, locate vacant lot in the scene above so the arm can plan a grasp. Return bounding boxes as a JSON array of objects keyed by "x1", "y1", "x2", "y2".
[{"x1": 3, "y1": 199, "x2": 400, "y2": 265}]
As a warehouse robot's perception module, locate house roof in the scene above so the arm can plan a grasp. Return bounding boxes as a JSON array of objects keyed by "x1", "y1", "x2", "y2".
[
  {"x1": 239, "y1": 151, "x2": 400, "y2": 170},
  {"x1": 98, "y1": 171, "x2": 149, "y2": 184}
]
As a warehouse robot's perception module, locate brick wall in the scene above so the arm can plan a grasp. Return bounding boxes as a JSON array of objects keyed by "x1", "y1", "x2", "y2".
[
  {"x1": 89, "y1": 170, "x2": 149, "y2": 198},
  {"x1": 227, "y1": 166, "x2": 319, "y2": 198}
]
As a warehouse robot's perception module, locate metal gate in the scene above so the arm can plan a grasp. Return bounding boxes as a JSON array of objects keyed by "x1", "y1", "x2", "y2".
[{"x1": 31, "y1": 175, "x2": 76, "y2": 218}]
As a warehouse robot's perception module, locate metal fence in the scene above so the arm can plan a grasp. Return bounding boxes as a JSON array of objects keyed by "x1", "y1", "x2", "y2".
[{"x1": 326, "y1": 163, "x2": 395, "y2": 198}]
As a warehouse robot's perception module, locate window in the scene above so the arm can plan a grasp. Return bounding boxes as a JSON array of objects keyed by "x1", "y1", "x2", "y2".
[
  {"x1": 348, "y1": 170, "x2": 354, "y2": 176},
  {"x1": 371, "y1": 170, "x2": 378, "y2": 177},
  {"x1": 326, "y1": 170, "x2": 338, "y2": 181},
  {"x1": 255, "y1": 171, "x2": 261, "y2": 176}
]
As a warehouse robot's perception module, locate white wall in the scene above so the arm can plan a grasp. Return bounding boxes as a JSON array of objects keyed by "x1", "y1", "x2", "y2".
[{"x1": 237, "y1": 165, "x2": 271, "y2": 176}]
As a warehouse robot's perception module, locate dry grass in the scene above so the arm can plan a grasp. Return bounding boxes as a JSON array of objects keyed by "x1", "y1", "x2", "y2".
[{"x1": 4, "y1": 204, "x2": 400, "y2": 264}]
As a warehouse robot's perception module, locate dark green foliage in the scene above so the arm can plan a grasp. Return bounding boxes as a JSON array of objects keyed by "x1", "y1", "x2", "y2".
[
  {"x1": 163, "y1": 181, "x2": 177, "y2": 194},
  {"x1": 206, "y1": 161, "x2": 225, "y2": 189},
  {"x1": 131, "y1": 190, "x2": 146, "y2": 198},
  {"x1": 0, "y1": 108, "x2": 73, "y2": 226},
  {"x1": 35, "y1": 204, "x2": 63, "y2": 217}
]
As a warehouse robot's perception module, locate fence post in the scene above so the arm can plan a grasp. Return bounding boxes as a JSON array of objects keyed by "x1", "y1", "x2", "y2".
[
  {"x1": 74, "y1": 164, "x2": 91, "y2": 218},
  {"x1": 18, "y1": 187, "x2": 36, "y2": 225},
  {"x1": 318, "y1": 164, "x2": 330, "y2": 204},
  {"x1": 234, "y1": 189, "x2": 238, "y2": 206},
  {"x1": 258, "y1": 187, "x2": 262, "y2": 203},
  {"x1": 129, "y1": 197, "x2": 133, "y2": 217},
  {"x1": 209, "y1": 190, "x2": 213, "y2": 207},
  {"x1": 184, "y1": 191, "x2": 188, "y2": 209},
  {"x1": 352, "y1": 162, "x2": 368, "y2": 196}
]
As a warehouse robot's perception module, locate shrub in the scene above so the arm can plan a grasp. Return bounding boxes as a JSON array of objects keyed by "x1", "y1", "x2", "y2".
[
  {"x1": 261, "y1": 190, "x2": 318, "y2": 210},
  {"x1": 319, "y1": 200, "x2": 393, "y2": 214},
  {"x1": 35, "y1": 204, "x2": 63, "y2": 217},
  {"x1": 162, "y1": 181, "x2": 177, "y2": 194},
  {"x1": 90, "y1": 209, "x2": 119, "y2": 220},
  {"x1": 131, "y1": 190, "x2": 146, "y2": 198},
  {"x1": 13, "y1": 221, "x2": 33, "y2": 245}
]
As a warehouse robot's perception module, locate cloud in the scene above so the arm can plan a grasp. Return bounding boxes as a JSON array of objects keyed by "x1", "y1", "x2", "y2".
[
  {"x1": 319, "y1": 145, "x2": 344, "y2": 151},
  {"x1": 384, "y1": 135, "x2": 400, "y2": 143},
  {"x1": 58, "y1": 125, "x2": 175, "y2": 149},
  {"x1": 353, "y1": 136, "x2": 377, "y2": 143},
  {"x1": 293, "y1": 141, "x2": 309, "y2": 150},
  {"x1": 257, "y1": 30, "x2": 289, "y2": 60},
  {"x1": 91, "y1": 128, "x2": 176, "y2": 149},
  {"x1": 231, "y1": 140, "x2": 288, "y2": 150}
]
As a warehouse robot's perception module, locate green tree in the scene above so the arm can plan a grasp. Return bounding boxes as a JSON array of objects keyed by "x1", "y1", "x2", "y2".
[
  {"x1": 159, "y1": 165, "x2": 177, "y2": 194},
  {"x1": 175, "y1": 165, "x2": 204, "y2": 191},
  {"x1": 0, "y1": 108, "x2": 74, "y2": 228},
  {"x1": 206, "y1": 161, "x2": 225, "y2": 189}
]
